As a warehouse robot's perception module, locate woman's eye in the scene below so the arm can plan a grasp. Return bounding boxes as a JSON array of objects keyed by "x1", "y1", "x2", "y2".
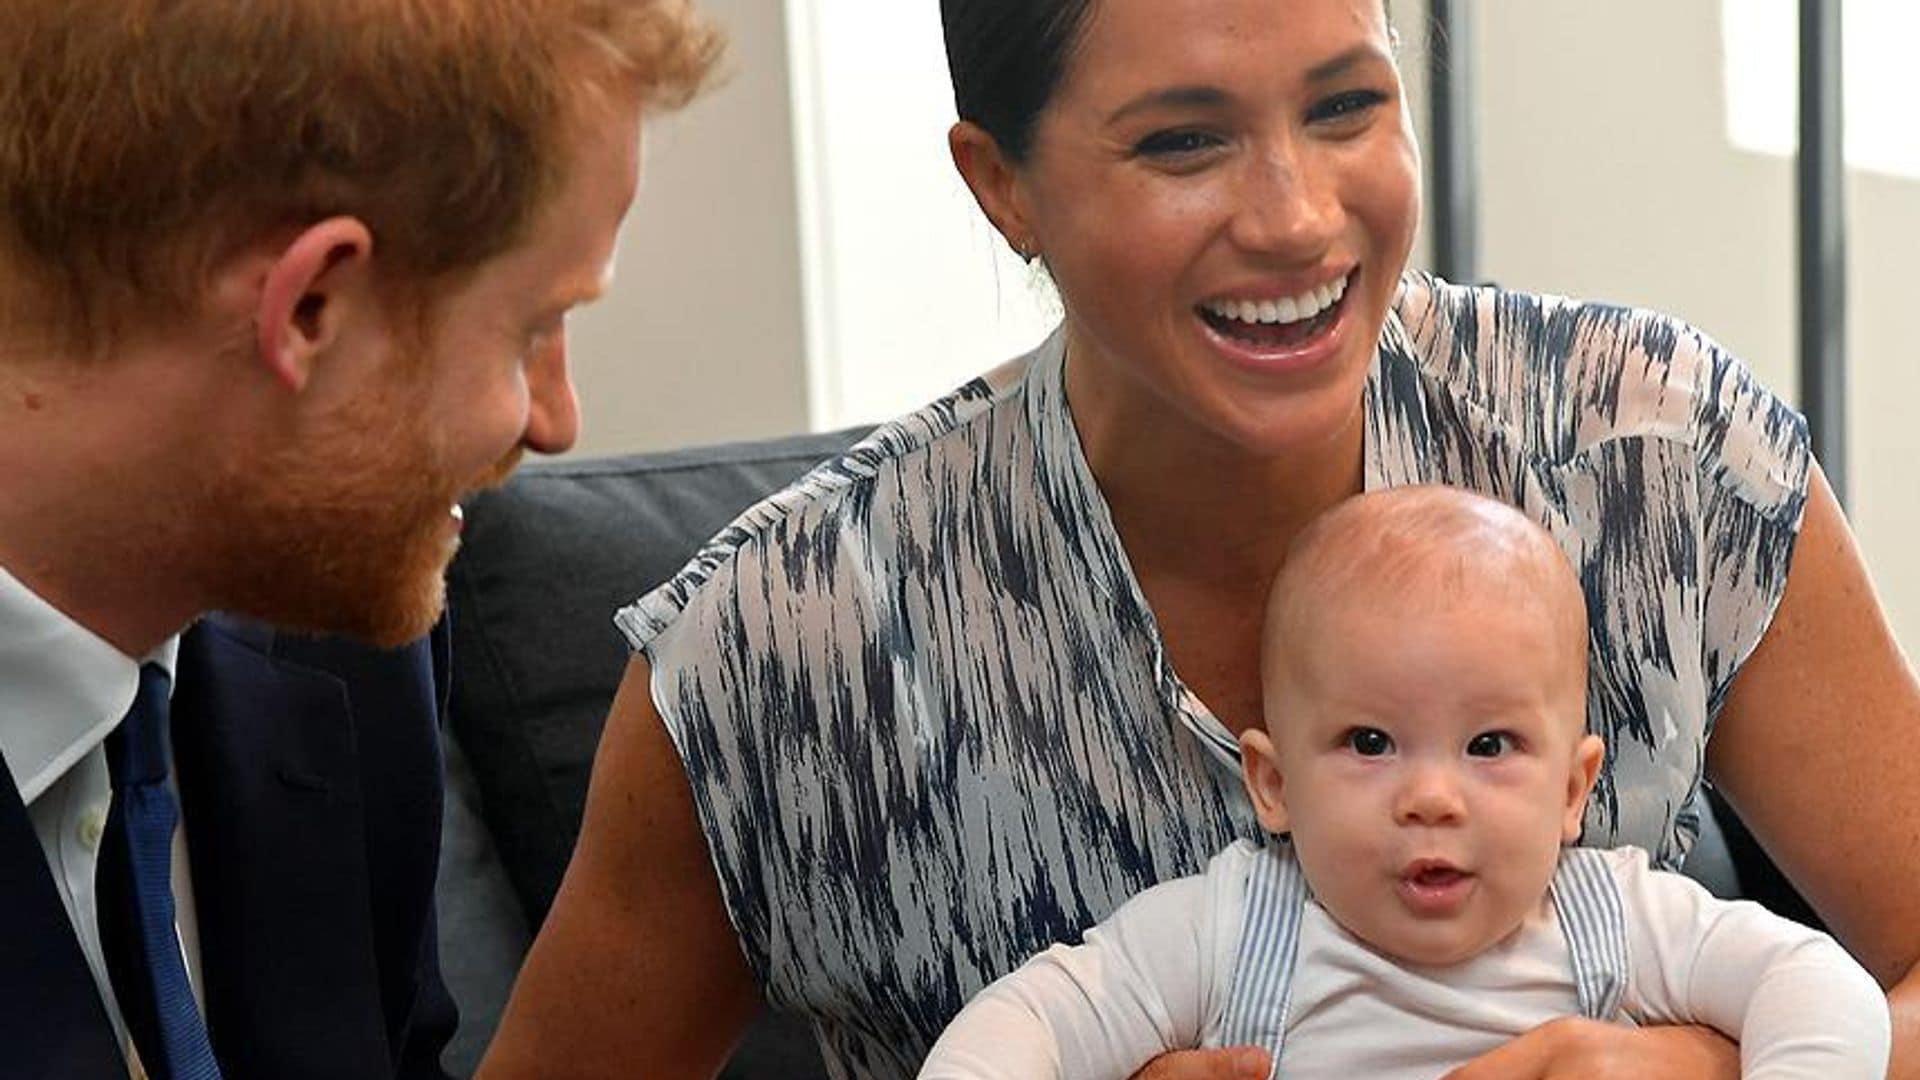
[
  {"x1": 1134, "y1": 129, "x2": 1222, "y2": 159},
  {"x1": 1345, "y1": 727, "x2": 1393, "y2": 756},
  {"x1": 1307, "y1": 89, "x2": 1387, "y2": 126},
  {"x1": 1466, "y1": 732, "x2": 1515, "y2": 758}
]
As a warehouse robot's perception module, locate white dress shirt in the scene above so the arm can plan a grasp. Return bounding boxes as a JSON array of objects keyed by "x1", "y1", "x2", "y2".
[{"x1": 0, "y1": 562, "x2": 204, "y2": 1075}]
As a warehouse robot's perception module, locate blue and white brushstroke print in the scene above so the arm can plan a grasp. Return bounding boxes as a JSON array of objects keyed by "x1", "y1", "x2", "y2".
[{"x1": 617, "y1": 271, "x2": 1809, "y2": 1080}]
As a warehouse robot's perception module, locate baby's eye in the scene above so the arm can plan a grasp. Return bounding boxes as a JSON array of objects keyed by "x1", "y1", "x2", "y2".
[
  {"x1": 1466, "y1": 731, "x2": 1516, "y2": 758},
  {"x1": 1345, "y1": 727, "x2": 1393, "y2": 756}
]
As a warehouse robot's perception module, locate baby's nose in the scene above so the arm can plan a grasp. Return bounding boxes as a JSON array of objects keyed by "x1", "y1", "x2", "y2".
[{"x1": 1393, "y1": 764, "x2": 1466, "y2": 826}]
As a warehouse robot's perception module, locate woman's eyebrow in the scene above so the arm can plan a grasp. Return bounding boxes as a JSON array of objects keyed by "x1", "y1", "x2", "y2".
[
  {"x1": 1104, "y1": 85, "x2": 1228, "y2": 126},
  {"x1": 1102, "y1": 42, "x2": 1392, "y2": 127},
  {"x1": 1306, "y1": 43, "x2": 1391, "y2": 83}
]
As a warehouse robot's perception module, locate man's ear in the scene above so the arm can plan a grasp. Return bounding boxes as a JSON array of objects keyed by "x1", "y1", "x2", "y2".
[
  {"x1": 253, "y1": 217, "x2": 377, "y2": 392},
  {"x1": 1239, "y1": 727, "x2": 1292, "y2": 836},
  {"x1": 948, "y1": 121, "x2": 1039, "y2": 263},
  {"x1": 1562, "y1": 733, "x2": 1605, "y2": 844}
]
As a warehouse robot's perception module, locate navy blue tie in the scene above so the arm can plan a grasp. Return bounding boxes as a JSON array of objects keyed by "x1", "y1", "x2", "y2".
[{"x1": 98, "y1": 663, "x2": 222, "y2": 1080}]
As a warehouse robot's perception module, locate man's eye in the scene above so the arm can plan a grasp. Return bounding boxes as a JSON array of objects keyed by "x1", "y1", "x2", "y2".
[
  {"x1": 1345, "y1": 727, "x2": 1393, "y2": 756},
  {"x1": 1466, "y1": 732, "x2": 1515, "y2": 758},
  {"x1": 1134, "y1": 129, "x2": 1223, "y2": 158}
]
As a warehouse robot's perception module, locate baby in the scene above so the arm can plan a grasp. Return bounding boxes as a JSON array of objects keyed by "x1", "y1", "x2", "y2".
[{"x1": 919, "y1": 486, "x2": 1889, "y2": 1080}]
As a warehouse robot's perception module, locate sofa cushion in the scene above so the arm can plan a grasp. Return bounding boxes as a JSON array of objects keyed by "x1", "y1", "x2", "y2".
[
  {"x1": 444, "y1": 430, "x2": 868, "y2": 1079},
  {"x1": 447, "y1": 426, "x2": 870, "y2": 923}
]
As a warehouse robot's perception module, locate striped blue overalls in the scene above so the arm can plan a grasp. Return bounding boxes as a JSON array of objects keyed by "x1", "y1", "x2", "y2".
[{"x1": 1217, "y1": 844, "x2": 1630, "y2": 1078}]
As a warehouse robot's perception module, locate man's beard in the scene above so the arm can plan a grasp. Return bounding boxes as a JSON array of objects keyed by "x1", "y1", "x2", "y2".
[{"x1": 201, "y1": 374, "x2": 520, "y2": 649}]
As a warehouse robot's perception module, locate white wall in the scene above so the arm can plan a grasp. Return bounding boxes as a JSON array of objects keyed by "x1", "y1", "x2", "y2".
[
  {"x1": 1468, "y1": 0, "x2": 1919, "y2": 652},
  {"x1": 563, "y1": 0, "x2": 810, "y2": 458},
  {"x1": 785, "y1": 0, "x2": 1058, "y2": 431}
]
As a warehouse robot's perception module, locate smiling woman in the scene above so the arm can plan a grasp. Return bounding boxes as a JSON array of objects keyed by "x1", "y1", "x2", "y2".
[
  {"x1": 948, "y1": 0, "x2": 1417, "y2": 471},
  {"x1": 481, "y1": 2, "x2": 1920, "y2": 1079}
]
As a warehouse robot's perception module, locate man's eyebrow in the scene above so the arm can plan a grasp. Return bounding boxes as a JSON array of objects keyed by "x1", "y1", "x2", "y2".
[{"x1": 1105, "y1": 85, "x2": 1229, "y2": 126}]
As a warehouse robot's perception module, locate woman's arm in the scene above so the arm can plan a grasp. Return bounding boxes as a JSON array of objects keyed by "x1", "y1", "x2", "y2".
[
  {"x1": 476, "y1": 656, "x2": 763, "y2": 1080},
  {"x1": 1706, "y1": 464, "x2": 1920, "y2": 1076}
]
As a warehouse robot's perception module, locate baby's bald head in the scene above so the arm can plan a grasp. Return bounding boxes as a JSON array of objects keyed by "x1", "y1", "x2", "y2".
[{"x1": 1264, "y1": 486, "x2": 1590, "y2": 729}]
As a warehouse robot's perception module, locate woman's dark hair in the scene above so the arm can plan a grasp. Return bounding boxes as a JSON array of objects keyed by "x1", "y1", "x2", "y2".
[
  {"x1": 940, "y1": 0, "x2": 1098, "y2": 165},
  {"x1": 941, "y1": 0, "x2": 1395, "y2": 166}
]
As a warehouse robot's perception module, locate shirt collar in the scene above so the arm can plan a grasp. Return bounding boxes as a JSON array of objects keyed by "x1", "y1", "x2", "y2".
[
  {"x1": 1363, "y1": 274, "x2": 1439, "y2": 490},
  {"x1": 1021, "y1": 287, "x2": 1435, "y2": 594},
  {"x1": 1021, "y1": 325, "x2": 1139, "y2": 609},
  {"x1": 1019, "y1": 326, "x2": 1245, "y2": 771},
  {"x1": 0, "y1": 562, "x2": 179, "y2": 803}
]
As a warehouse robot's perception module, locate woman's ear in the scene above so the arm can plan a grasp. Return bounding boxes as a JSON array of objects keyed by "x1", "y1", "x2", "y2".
[
  {"x1": 1239, "y1": 727, "x2": 1292, "y2": 836},
  {"x1": 948, "y1": 121, "x2": 1038, "y2": 262},
  {"x1": 1562, "y1": 733, "x2": 1605, "y2": 844},
  {"x1": 252, "y1": 217, "x2": 377, "y2": 392}
]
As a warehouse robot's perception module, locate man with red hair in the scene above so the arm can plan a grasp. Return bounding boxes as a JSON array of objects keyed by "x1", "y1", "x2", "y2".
[{"x1": 0, "y1": 2, "x2": 719, "y2": 1076}]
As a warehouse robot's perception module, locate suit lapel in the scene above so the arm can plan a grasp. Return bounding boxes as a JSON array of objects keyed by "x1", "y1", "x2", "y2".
[
  {"x1": 172, "y1": 619, "x2": 393, "y2": 1079},
  {"x1": 0, "y1": 753, "x2": 129, "y2": 1076}
]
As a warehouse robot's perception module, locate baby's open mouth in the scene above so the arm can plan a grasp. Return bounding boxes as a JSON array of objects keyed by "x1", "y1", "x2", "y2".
[{"x1": 1408, "y1": 865, "x2": 1468, "y2": 889}]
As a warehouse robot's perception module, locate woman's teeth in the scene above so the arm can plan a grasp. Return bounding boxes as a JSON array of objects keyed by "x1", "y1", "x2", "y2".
[{"x1": 1201, "y1": 274, "x2": 1349, "y2": 326}]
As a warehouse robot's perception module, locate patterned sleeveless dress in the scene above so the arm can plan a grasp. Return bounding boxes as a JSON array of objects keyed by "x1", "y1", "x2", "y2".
[{"x1": 617, "y1": 273, "x2": 1810, "y2": 1080}]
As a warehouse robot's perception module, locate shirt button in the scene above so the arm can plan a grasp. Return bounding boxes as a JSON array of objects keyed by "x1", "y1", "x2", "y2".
[{"x1": 77, "y1": 806, "x2": 108, "y2": 851}]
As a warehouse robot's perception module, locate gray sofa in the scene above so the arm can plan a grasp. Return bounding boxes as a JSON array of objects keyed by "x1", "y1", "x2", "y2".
[
  {"x1": 433, "y1": 428, "x2": 1817, "y2": 1078},
  {"x1": 439, "y1": 427, "x2": 864, "y2": 1078}
]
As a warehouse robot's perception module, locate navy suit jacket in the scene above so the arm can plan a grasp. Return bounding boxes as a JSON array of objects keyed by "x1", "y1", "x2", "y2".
[{"x1": 0, "y1": 614, "x2": 458, "y2": 1079}]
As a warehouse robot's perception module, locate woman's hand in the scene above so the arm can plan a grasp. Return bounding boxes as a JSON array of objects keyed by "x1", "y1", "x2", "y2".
[
  {"x1": 1128, "y1": 1047, "x2": 1271, "y2": 1080},
  {"x1": 1438, "y1": 1019, "x2": 1737, "y2": 1080}
]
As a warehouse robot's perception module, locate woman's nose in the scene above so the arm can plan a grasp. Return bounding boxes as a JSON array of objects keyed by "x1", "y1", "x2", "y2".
[{"x1": 1227, "y1": 140, "x2": 1342, "y2": 262}]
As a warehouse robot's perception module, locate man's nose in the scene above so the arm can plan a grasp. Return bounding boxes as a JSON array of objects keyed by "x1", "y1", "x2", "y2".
[{"x1": 523, "y1": 329, "x2": 581, "y2": 455}]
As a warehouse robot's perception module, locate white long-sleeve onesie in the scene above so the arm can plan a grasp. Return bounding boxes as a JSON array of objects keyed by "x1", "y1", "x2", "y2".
[{"x1": 919, "y1": 843, "x2": 1888, "y2": 1080}]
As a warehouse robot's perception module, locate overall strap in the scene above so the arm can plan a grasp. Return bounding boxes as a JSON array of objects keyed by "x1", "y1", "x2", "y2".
[
  {"x1": 1219, "y1": 841, "x2": 1311, "y2": 1078},
  {"x1": 1548, "y1": 847, "x2": 1630, "y2": 1021}
]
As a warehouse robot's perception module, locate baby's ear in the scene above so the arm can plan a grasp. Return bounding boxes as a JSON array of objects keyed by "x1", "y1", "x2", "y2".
[
  {"x1": 1562, "y1": 733, "x2": 1605, "y2": 844},
  {"x1": 1239, "y1": 728, "x2": 1292, "y2": 836}
]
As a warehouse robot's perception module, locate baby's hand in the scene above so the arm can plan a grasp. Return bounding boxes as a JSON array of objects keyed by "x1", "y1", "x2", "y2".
[{"x1": 1128, "y1": 1046, "x2": 1270, "y2": 1080}]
